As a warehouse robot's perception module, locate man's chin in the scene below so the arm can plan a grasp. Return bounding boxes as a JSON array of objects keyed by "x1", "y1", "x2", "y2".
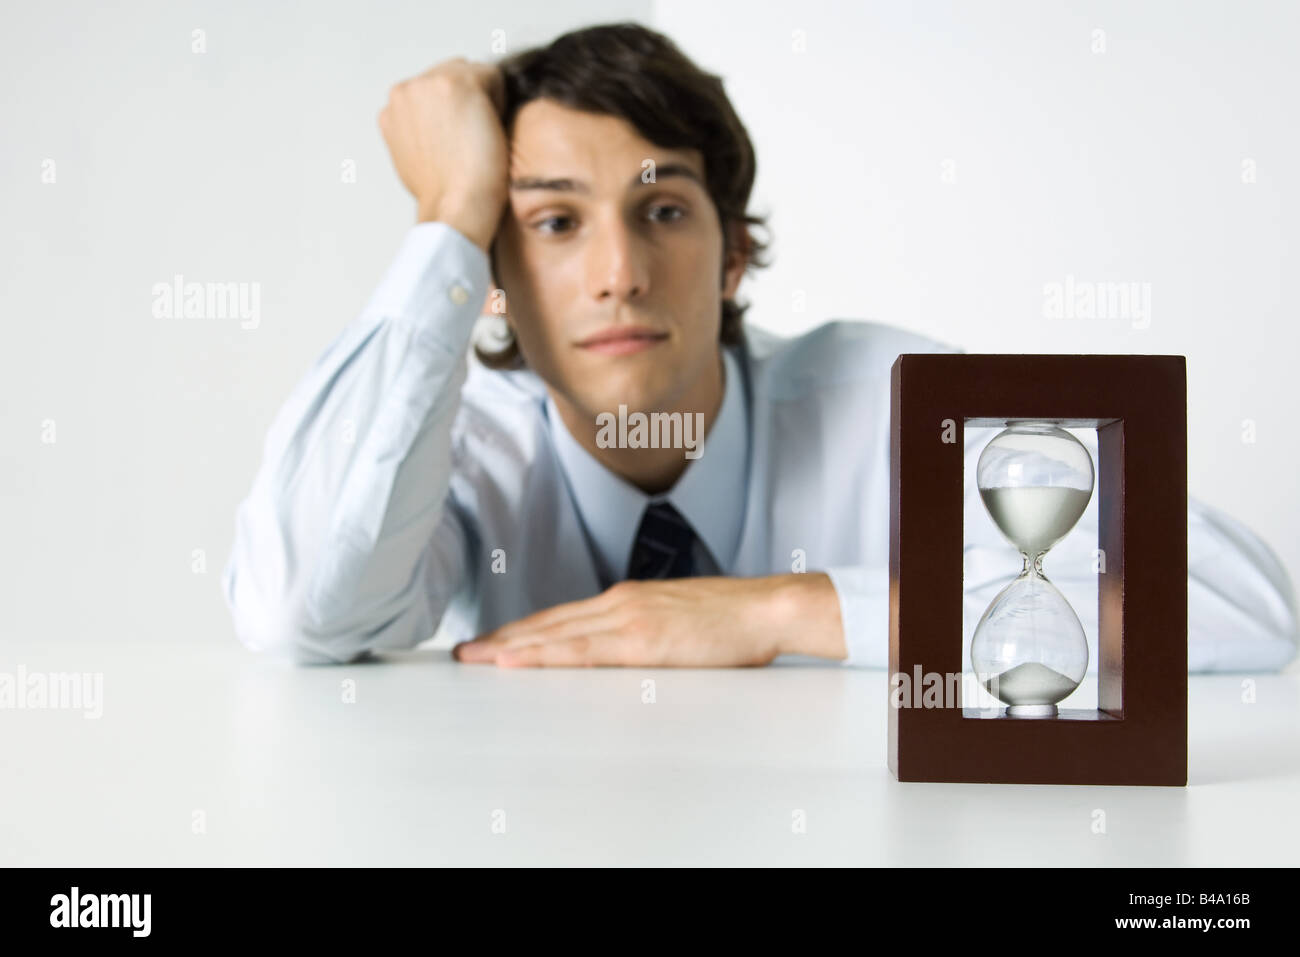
[
  {"x1": 574, "y1": 382, "x2": 681, "y2": 420},
  {"x1": 565, "y1": 369, "x2": 676, "y2": 416}
]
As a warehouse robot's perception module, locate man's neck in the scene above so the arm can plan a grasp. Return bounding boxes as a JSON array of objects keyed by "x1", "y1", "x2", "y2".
[{"x1": 549, "y1": 350, "x2": 725, "y2": 496}]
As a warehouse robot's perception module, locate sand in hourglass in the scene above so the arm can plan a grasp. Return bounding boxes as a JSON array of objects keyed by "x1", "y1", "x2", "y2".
[
  {"x1": 983, "y1": 661, "x2": 1079, "y2": 704},
  {"x1": 979, "y1": 486, "x2": 1092, "y2": 558}
]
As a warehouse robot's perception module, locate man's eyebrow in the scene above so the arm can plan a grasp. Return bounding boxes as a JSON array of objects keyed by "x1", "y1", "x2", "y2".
[{"x1": 509, "y1": 162, "x2": 705, "y2": 194}]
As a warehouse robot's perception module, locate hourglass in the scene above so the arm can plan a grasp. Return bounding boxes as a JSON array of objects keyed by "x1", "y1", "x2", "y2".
[
  {"x1": 886, "y1": 352, "x2": 1188, "y2": 786},
  {"x1": 971, "y1": 422, "x2": 1094, "y2": 717}
]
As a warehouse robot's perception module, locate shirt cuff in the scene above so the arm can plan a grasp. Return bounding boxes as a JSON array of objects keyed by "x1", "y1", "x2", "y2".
[
  {"x1": 824, "y1": 564, "x2": 890, "y2": 669},
  {"x1": 365, "y1": 221, "x2": 493, "y2": 358}
]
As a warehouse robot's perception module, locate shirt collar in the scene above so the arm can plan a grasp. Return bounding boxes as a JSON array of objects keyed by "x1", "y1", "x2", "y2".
[{"x1": 544, "y1": 345, "x2": 749, "y2": 585}]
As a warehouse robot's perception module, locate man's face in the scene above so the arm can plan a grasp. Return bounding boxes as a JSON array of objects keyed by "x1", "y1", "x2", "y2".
[{"x1": 492, "y1": 98, "x2": 745, "y2": 420}]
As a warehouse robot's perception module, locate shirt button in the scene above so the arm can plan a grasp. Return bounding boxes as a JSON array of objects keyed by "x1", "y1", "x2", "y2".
[{"x1": 448, "y1": 283, "x2": 469, "y2": 305}]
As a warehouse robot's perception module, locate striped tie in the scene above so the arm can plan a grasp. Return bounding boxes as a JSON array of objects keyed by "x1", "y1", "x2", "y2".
[{"x1": 626, "y1": 501, "x2": 703, "y2": 580}]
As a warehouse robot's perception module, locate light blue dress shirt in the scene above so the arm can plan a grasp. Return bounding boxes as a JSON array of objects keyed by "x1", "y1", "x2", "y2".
[
  {"x1": 544, "y1": 345, "x2": 748, "y2": 589},
  {"x1": 222, "y1": 222, "x2": 1299, "y2": 672}
]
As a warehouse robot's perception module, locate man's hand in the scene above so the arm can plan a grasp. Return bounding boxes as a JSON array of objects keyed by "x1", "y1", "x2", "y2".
[
  {"x1": 378, "y1": 57, "x2": 509, "y2": 253},
  {"x1": 452, "y1": 573, "x2": 847, "y2": 668}
]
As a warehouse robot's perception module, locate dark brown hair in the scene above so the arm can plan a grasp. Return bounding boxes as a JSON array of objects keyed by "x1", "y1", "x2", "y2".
[{"x1": 478, "y1": 21, "x2": 772, "y2": 369}]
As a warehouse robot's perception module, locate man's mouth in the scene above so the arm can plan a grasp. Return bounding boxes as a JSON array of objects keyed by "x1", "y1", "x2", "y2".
[{"x1": 576, "y1": 325, "x2": 670, "y2": 356}]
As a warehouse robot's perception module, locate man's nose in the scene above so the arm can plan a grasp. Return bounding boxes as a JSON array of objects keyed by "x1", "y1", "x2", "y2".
[{"x1": 587, "y1": 218, "x2": 650, "y2": 302}]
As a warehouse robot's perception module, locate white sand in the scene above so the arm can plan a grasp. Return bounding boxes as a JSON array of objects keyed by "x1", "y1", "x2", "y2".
[
  {"x1": 979, "y1": 486, "x2": 1092, "y2": 557},
  {"x1": 983, "y1": 661, "x2": 1079, "y2": 705}
]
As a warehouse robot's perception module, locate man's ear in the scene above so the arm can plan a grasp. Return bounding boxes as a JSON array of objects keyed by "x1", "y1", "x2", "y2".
[{"x1": 721, "y1": 221, "x2": 749, "y2": 299}]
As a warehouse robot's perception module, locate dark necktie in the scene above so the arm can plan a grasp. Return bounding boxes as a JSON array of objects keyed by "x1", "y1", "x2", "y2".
[{"x1": 626, "y1": 501, "x2": 704, "y2": 580}]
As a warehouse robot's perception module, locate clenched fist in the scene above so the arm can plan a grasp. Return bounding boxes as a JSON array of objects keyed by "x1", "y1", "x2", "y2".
[{"x1": 378, "y1": 57, "x2": 510, "y2": 253}]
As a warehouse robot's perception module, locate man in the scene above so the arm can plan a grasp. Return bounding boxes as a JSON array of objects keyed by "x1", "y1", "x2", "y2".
[{"x1": 222, "y1": 23, "x2": 1298, "y2": 672}]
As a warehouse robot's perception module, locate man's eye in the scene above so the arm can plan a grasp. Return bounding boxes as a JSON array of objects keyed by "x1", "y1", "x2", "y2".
[
  {"x1": 534, "y1": 215, "x2": 574, "y2": 235},
  {"x1": 648, "y1": 204, "x2": 686, "y2": 223}
]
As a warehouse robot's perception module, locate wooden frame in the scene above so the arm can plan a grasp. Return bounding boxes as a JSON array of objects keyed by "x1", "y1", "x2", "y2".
[{"x1": 887, "y1": 354, "x2": 1187, "y2": 785}]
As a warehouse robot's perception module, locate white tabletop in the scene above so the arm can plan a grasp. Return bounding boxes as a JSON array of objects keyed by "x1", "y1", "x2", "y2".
[{"x1": 2, "y1": 640, "x2": 1296, "y2": 866}]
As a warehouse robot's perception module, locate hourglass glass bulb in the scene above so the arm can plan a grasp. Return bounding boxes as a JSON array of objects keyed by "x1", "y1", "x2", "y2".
[
  {"x1": 972, "y1": 576, "x2": 1089, "y2": 715},
  {"x1": 976, "y1": 421, "x2": 1094, "y2": 557}
]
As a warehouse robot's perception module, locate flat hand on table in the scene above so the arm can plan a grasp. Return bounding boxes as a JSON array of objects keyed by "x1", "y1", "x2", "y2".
[{"x1": 451, "y1": 573, "x2": 845, "y2": 668}]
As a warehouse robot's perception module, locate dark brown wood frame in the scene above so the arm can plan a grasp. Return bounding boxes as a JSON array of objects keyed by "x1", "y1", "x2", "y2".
[{"x1": 888, "y1": 354, "x2": 1187, "y2": 785}]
